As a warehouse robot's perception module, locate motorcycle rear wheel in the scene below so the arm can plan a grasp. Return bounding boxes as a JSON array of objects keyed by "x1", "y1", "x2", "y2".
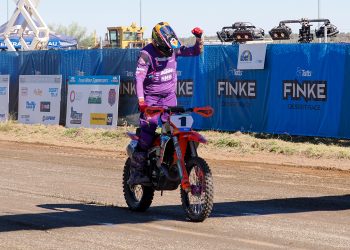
[
  {"x1": 122, "y1": 158, "x2": 154, "y2": 212},
  {"x1": 180, "y1": 157, "x2": 214, "y2": 222}
]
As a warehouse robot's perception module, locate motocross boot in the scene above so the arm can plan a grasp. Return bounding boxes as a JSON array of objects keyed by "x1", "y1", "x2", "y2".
[{"x1": 127, "y1": 151, "x2": 151, "y2": 186}]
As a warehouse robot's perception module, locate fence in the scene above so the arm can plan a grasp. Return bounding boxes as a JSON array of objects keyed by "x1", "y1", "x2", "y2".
[{"x1": 1, "y1": 43, "x2": 350, "y2": 138}]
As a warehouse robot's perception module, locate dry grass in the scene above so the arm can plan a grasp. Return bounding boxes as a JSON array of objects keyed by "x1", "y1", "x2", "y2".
[{"x1": 1, "y1": 120, "x2": 350, "y2": 162}]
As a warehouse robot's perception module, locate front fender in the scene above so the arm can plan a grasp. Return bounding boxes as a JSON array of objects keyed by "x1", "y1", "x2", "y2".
[{"x1": 185, "y1": 131, "x2": 208, "y2": 144}]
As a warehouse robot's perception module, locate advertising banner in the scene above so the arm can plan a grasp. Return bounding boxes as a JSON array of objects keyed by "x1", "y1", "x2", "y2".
[
  {"x1": 195, "y1": 45, "x2": 270, "y2": 132},
  {"x1": 237, "y1": 43, "x2": 267, "y2": 70},
  {"x1": 66, "y1": 75, "x2": 120, "y2": 128},
  {"x1": 0, "y1": 75, "x2": 9, "y2": 122},
  {"x1": 266, "y1": 44, "x2": 347, "y2": 137},
  {"x1": 18, "y1": 75, "x2": 62, "y2": 125}
]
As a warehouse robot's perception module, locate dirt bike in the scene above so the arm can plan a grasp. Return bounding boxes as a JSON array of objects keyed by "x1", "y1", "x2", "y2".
[{"x1": 123, "y1": 106, "x2": 214, "y2": 222}]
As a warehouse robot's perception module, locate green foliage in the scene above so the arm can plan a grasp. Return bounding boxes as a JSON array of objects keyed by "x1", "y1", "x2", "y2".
[{"x1": 49, "y1": 22, "x2": 96, "y2": 48}]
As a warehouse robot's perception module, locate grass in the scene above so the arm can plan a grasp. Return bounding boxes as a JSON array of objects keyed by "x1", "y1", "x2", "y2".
[
  {"x1": 0, "y1": 120, "x2": 350, "y2": 161},
  {"x1": 212, "y1": 138, "x2": 242, "y2": 148}
]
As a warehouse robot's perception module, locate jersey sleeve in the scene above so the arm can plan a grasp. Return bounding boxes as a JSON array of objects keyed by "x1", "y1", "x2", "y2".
[
  {"x1": 135, "y1": 51, "x2": 151, "y2": 100},
  {"x1": 175, "y1": 38, "x2": 203, "y2": 57}
]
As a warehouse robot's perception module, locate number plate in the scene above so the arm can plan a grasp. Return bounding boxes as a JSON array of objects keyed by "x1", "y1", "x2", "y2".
[{"x1": 170, "y1": 114, "x2": 194, "y2": 131}]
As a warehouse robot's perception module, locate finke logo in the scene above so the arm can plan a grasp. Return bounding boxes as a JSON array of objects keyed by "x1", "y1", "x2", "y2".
[
  {"x1": 283, "y1": 80, "x2": 327, "y2": 101},
  {"x1": 120, "y1": 81, "x2": 136, "y2": 96},
  {"x1": 176, "y1": 80, "x2": 193, "y2": 97},
  {"x1": 240, "y1": 50, "x2": 253, "y2": 62},
  {"x1": 217, "y1": 80, "x2": 256, "y2": 98},
  {"x1": 296, "y1": 67, "x2": 312, "y2": 77}
]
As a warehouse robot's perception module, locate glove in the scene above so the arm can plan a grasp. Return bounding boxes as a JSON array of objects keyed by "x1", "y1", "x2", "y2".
[
  {"x1": 138, "y1": 98, "x2": 147, "y2": 113},
  {"x1": 192, "y1": 27, "x2": 203, "y2": 38}
]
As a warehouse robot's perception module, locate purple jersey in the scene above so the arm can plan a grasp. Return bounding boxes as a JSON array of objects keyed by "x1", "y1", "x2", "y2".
[{"x1": 135, "y1": 40, "x2": 202, "y2": 101}]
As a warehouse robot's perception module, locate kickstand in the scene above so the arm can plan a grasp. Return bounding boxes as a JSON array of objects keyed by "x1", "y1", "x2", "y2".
[{"x1": 161, "y1": 190, "x2": 163, "y2": 196}]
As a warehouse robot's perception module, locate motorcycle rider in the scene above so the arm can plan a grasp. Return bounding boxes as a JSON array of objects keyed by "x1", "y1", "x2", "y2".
[{"x1": 128, "y1": 22, "x2": 204, "y2": 186}]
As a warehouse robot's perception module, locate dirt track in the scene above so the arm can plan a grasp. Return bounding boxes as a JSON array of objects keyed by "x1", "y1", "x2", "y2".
[{"x1": 1, "y1": 140, "x2": 350, "y2": 249}]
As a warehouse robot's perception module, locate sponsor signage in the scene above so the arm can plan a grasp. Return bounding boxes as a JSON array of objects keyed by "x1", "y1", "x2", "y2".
[
  {"x1": 0, "y1": 39, "x2": 61, "y2": 50},
  {"x1": 0, "y1": 75, "x2": 9, "y2": 122},
  {"x1": 18, "y1": 75, "x2": 61, "y2": 125},
  {"x1": 90, "y1": 113, "x2": 113, "y2": 125},
  {"x1": 66, "y1": 75, "x2": 120, "y2": 128},
  {"x1": 237, "y1": 44, "x2": 267, "y2": 70}
]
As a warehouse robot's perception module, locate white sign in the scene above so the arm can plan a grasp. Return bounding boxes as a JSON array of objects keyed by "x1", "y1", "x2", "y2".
[
  {"x1": 18, "y1": 75, "x2": 62, "y2": 125},
  {"x1": 0, "y1": 75, "x2": 9, "y2": 122},
  {"x1": 237, "y1": 43, "x2": 267, "y2": 70},
  {"x1": 66, "y1": 76, "x2": 120, "y2": 129}
]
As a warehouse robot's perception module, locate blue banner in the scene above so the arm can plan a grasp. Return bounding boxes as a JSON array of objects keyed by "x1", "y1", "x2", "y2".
[
  {"x1": 266, "y1": 44, "x2": 347, "y2": 137},
  {"x1": 194, "y1": 45, "x2": 270, "y2": 132}
]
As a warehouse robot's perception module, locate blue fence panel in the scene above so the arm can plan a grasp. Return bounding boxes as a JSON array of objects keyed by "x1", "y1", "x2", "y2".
[
  {"x1": 266, "y1": 44, "x2": 347, "y2": 138},
  {"x1": 338, "y1": 45, "x2": 350, "y2": 138},
  {"x1": 196, "y1": 45, "x2": 271, "y2": 132},
  {"x1": 0, "y1": 51, "x2": 20, "y2": 114}
]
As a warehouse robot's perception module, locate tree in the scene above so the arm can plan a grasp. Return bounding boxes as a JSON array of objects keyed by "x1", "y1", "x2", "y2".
[{"x1": 49, "y1": 22, "x2": 96, "y2": 49}]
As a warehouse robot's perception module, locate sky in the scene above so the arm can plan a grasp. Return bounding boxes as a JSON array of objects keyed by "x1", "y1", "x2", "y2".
[{"x1": 1, "y1": 0, "x2": 350, "y2": 38}]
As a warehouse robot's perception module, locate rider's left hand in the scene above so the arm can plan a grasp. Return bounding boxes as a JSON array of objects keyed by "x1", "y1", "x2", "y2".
[{"x1": 192, "y1": 27, "x2": 203, "y2": 39}]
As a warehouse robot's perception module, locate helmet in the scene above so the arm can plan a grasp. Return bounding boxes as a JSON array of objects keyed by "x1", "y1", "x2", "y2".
[{"x1": 152, "y1": 22, "x2": 181, "y2": 57}]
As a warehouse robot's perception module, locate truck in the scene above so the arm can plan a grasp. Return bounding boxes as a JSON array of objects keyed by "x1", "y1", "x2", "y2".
[{"x1": 105, "y1": 22, "x2": 149, "y2": 49}]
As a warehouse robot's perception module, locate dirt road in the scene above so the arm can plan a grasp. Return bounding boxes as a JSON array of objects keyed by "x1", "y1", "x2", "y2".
[{"x1": 0, "y1": 141, "x2": 350, "y2": 249}]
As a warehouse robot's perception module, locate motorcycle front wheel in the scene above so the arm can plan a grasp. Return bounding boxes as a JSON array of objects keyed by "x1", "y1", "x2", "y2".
[
  {"x1": 122, "y1": 158, "x2": 154, "y2": 212},
  {"x1": 180, "y1": 157, "x2": 214, "y2": 222}
]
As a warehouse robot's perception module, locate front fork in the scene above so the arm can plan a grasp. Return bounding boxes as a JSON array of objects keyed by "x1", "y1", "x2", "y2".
[{"x1": 172, "y1": 136, "x2": 197, "y2": 192}]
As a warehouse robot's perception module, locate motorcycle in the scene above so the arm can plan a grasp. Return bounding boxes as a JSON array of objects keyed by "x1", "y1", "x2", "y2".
[{"x1": 123, "y1": 106, "x2": 214, "y2": 222}]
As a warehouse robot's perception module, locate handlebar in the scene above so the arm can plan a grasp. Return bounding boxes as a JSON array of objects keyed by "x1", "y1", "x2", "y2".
[{"x1": 145, "y1": 106, "x2": 214, "y2": 118}]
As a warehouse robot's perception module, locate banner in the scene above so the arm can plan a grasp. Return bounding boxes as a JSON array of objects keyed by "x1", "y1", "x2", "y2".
[
  {"x1": 18, "y1": 75, "x2": 62, "y2": 125},
  {"x1": 66, "y1": 75, "x2": 120, "y2": 128},
  {"x1": 0, "y1": 75, "x2": 9, "y2": 122},
  {"x1": 194, "y1": 45, "x2": 270, "y2": 132},
  {"x1": 237, "y1": 43, "x2": 267, "y2": 70},
  {"x1": 266, "y1": 44, "x2": 347, "y2": 137}
]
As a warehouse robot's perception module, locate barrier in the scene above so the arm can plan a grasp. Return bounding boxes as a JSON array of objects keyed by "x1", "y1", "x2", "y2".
[{"x1": 0, "y1": 44, "x2": 350, "y2": 138}]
